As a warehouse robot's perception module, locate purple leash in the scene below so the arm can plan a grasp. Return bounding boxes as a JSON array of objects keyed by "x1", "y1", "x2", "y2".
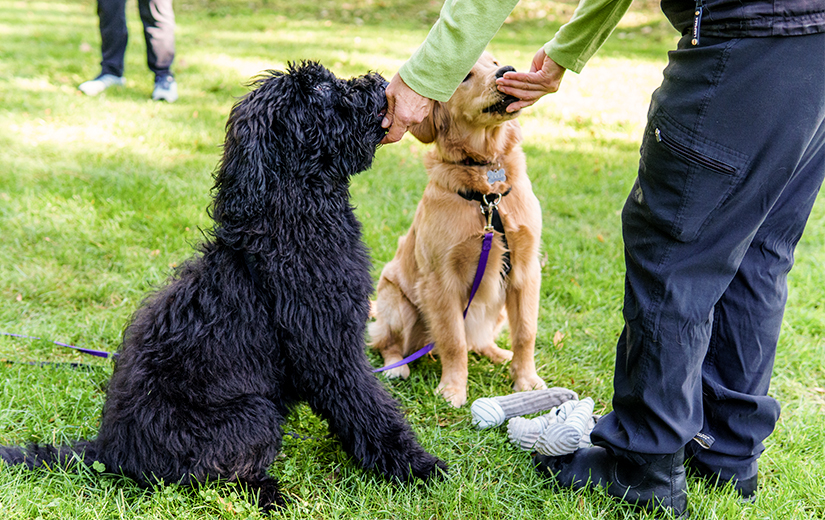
[
  {"x1": 373, "y1": 229, "x2": 496, "y2": 373},
  {"x1": 1, "y1": 332, "x2": 117, "y2": 359}
]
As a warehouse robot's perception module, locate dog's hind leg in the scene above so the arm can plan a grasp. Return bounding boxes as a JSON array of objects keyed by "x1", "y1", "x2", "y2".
[
  {"x1": 466, "y1": 301, "x2": 513, "y2": 365},
  {"x1": 368, "y1": 279, "x2": 427, "y2": 379},
  {"x1": 122, "y1": 394, "x2": 288, "y2": 512}
]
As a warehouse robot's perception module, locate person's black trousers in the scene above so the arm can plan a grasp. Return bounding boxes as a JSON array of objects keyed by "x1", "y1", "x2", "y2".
[
  {"x1": 98, "y1": 0, "x2": 175, "y2": 78},
  {"x1": 592, "y1": 32, "x2": 825, "y2": 482}
]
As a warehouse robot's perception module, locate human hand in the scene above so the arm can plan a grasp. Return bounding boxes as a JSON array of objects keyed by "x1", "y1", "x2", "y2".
[
  {"x1": 495, "y1": 48, "x2": 566, "y2": 113},
  {"x1": 381, "y1": 73, "x2": 433, "y2": 144}
]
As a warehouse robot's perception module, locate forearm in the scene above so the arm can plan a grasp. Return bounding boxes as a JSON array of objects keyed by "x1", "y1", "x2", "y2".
[
  {"x1": 399, "y1": 0, "x2": 521, "y2": 102},
  {"x1": 544, "y1": 0, "x2": 633, "y2": 73}
]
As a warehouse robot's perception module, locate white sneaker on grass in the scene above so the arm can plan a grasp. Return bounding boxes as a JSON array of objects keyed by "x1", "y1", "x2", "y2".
[
  {"x1": 78, "y1": 74, "x2": 126, "y2": 96},
  {"x1": 152, "y1": 75, "x2": 178, "y2": 103}
]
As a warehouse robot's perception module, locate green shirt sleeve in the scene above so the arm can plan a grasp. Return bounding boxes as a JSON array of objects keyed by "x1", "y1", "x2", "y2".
[
  {"x1": 399, "y1": 0, "x2": 520, "y2": 102},
  {"x1": 544, "y1": 0, "x2": 633, "y2": 73},
  {"x1": 399, "y1": 0, "x2": 632, "y2": 101}
]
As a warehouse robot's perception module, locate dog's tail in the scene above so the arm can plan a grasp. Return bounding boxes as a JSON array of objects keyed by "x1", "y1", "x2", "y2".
[{"x1": 0, "y1": 440, "x2": 98, "y2": 470}]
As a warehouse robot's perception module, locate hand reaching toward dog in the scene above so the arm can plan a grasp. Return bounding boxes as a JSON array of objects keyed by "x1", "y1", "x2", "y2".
[
  {"x1": 381, "y1": 73, "x2": 433, "y2": 144},
  {"x1": 496, "y1": 48, "x2": 566, "y2": 113},
  {"x1": 382, "y1": 50, "x2": 564, "y2": 143}
]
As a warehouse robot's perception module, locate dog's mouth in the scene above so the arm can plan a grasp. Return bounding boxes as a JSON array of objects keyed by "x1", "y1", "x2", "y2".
[{"x1": 482, "y1": 94, "x2": 520, "y2": 115}]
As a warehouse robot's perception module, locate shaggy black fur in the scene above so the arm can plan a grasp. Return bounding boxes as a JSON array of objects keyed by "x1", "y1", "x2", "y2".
[{"x1": 0, "y1": 62, "x2": 446, "y2": 511}]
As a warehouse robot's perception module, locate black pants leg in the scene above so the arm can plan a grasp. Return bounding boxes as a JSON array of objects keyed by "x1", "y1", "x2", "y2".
[
  {"x1": 687, "y1": 118, "x2": 825, "y2": 479},
  {"x1": 591, "y1": 33, "x2": 825, "y2": 476},
  {"x1": 138, "y1": 0, "x2": 176, "y2": 79},
  {"x1": 96, "y1": 0, "x2": 175, "y2": 78},
  {"x1": 98, "y1": 0, "x2": 128, "y2": 77}
]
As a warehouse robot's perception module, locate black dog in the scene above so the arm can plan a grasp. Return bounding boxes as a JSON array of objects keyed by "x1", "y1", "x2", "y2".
[{"x1": 0, "y1": 62, "x2": 446, "y2": 511}]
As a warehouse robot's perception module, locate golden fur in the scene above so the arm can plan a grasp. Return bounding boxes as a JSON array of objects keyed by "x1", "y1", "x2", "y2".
[{"x1": 369, "y1": 52, "x2": 546, "y2": 407}]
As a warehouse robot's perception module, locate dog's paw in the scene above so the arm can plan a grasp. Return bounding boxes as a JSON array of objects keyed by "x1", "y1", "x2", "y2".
[
  {"x1": 436, "y1": 381, "x2": 467, "y2": 408},
  {"x1": 476, "y1": 344, "x2": 513, "y2": 364},
  {"x1": 513, "y1": 374, "x2": 547, "y2": 392},
  {"x1": 247, "y1": 477, "x2": 287, "y2": 514},
  {"x1": 376, "y1": 445, "x2": 448, "y2": 483},
  {"x1": 409, "y1": 452, "x2": 448, "y2": 481},
  {"x1": 380, "y1": 364, "x2": 411, "y2": 380}
]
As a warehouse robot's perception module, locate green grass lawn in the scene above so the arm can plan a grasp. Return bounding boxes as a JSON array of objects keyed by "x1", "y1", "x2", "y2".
[{"x1": 1, "y1": 0, "x2": 823, "y2": 518}]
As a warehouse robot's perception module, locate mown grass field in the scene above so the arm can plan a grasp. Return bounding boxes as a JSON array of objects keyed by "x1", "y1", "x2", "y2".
[{"x1": 0, "y1": 0, "x2": 823, "y2": 518}]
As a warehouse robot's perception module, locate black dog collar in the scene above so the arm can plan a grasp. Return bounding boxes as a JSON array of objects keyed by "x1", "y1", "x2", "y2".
[{"x1": 456, "y1": 157, "x2": 495, "y2": 167}]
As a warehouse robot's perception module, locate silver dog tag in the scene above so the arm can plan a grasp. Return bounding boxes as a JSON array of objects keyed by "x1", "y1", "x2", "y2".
[{"x1": 487, "y1": 168, "x2": 506, "y2": 184}]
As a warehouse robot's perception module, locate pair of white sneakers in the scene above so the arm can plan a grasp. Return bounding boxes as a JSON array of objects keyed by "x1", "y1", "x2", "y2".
[{"x1": 78, "y1": 73, "x2": 178, "y2": 102}]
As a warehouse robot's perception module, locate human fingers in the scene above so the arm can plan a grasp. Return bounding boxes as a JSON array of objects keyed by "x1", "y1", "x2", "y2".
[
  {"x1": 381, "y1": 100, "x2": 413, "y2": 145},
  {"x1": 500, "y1": 86, "x2": 545, "y2": 113},
  {"x1": 496, "y1": 73, "x2": 548, "y2": 91},
  {"x1": 381, "y1": 97, "x2": 403, "y2": 144},
  {"x1": 529, "y1": 48, "x2": 547, "y2": 73},
  {"x1": 381, "y1": 74, "x2": 432, "y2": 144},
  {"x1": 381, "y1": 90, "x2": 396, "y2": 130},
  {"x1": 381, "y1": 75, "x2": 406, "y2": 144},
  {"x1": 496, "y1": 54, "x2": 565, "y2": 104},
  {"x1": 496, "y1": 67, "x2": 564, "y2": 94},
  {"x1": 503, "y1": 97, "x2": 539, "y2": 113},
  {"x1": 495, "y1": 72, "x2": 550, "y2": 114},
  {"x1": 382, "y1": 119, "x2": 408, "y2": 144}
]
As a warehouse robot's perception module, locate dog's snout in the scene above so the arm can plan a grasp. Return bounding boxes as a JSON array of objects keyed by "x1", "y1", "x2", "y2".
[{"x1": 495, "y1": 66, "x2": 516, "y2": 79}]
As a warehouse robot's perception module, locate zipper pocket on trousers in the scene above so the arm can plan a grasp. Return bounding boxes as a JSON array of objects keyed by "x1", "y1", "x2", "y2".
[{"x1": 655, "y1": 127, "x2": 737, "y2": 175}]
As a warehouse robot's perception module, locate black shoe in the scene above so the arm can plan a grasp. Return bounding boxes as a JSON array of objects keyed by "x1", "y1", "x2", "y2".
[
  {"x1": 534, "y1": 446, "x2": 688, "y2": 518},
  {"x1": 686, "y1": 459, "x2": 757, "y2": 501}
]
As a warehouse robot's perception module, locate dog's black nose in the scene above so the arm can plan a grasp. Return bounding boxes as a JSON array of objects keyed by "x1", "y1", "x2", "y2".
[{"x1": 495, "y1": 66, "x2": 516, "y2": 79}]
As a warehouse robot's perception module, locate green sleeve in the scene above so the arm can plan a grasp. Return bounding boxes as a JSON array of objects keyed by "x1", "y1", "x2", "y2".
[
  {"x1": 399, "y1": 0, "x2": 632, "y2": 101},
  {"x1": 543, "y1": 0, "x2": 633, "y2": 73},
  {"x1": 399, "y1": 0, "x2": 521, "y2": 102}
]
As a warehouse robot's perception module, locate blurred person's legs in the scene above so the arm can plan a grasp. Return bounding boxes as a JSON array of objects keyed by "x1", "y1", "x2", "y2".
[
  {"x1": 139, "y1": 0, "x2": 175, "y2": 77},
  {"x1": 98, "y1": 0, "x2": 128, "y2": 78},
  {"x1": 80, "y1": 0, "x2": 177, "y2": 100},
  {"x1": 139, "y1": 0, "x2": 177, "y2": 101},
  {"x1": 79, "y1": 0, "x2": 128, "y2": 95}
]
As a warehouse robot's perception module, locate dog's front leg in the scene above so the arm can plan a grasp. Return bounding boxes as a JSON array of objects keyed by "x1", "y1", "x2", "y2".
[
  {"x1": 505, "y1": 259, "x2": 546, "y2": 392},
  {"x1": 419, "y1": 273, "x2": 469, "y2": 407},
  {"x1": 289, "y1": 332, "x2": 447, "y2": 481}
]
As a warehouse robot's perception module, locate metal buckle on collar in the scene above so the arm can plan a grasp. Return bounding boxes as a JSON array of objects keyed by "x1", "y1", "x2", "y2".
[{"x1": 481, "y1": 193, "x2": 502, "y2": 231}]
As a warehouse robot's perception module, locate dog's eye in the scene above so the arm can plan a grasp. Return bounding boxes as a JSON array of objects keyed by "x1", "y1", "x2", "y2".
[{"x1": 462, "y1": 72, "x2": 473, "y2": 83}]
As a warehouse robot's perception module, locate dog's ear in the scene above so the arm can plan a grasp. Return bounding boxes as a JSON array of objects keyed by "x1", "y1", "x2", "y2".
[
  {"x1": 211, "y1": 74, "x2": 286, "y2": 225},
  {"x1": 409, "y1": 102, "x2": 449, "y2": 144}
]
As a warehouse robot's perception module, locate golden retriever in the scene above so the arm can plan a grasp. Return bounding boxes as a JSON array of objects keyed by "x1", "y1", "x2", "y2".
[{"x1": 369, "y1": 52, "x2": 546, "y2": 407}]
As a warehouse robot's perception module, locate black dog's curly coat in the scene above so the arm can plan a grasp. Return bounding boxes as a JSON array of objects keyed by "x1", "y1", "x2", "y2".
[{"x1": 0, "y1": 62, "x2": 446, "y2": 510}]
